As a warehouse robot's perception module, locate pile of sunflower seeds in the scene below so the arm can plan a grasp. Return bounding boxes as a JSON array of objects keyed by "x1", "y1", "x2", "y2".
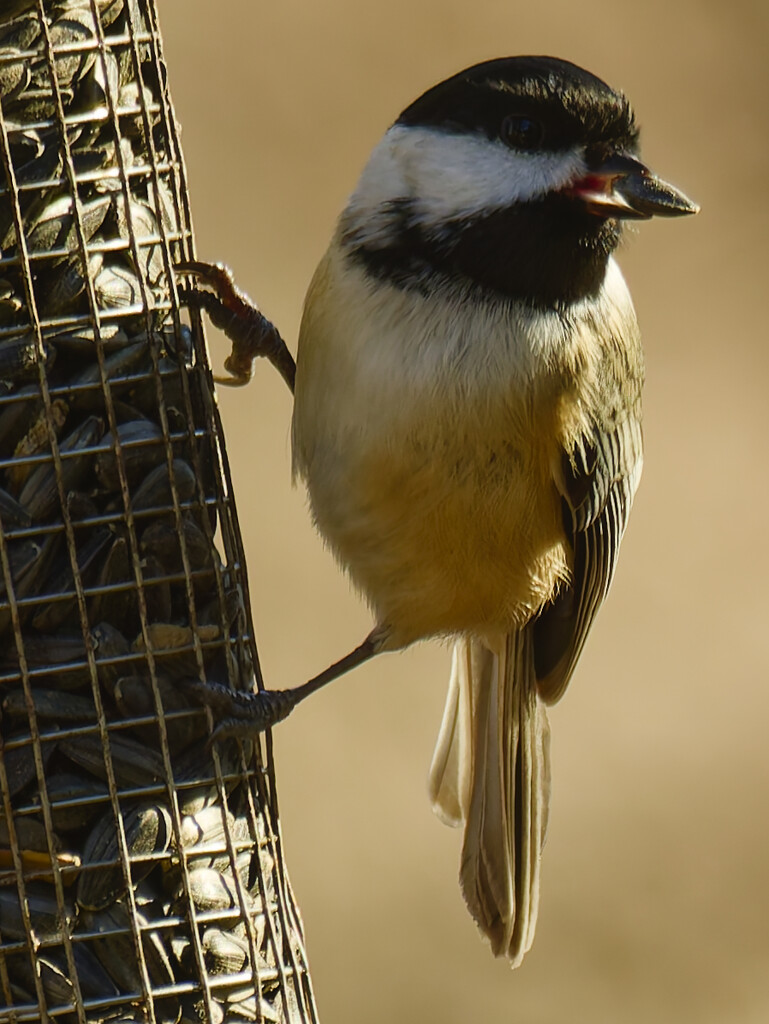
[{"x1": 0, "y1": 3, "x2": 314, "y2": 1023}]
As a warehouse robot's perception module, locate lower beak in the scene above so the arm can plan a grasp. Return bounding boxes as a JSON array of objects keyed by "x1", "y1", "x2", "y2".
[{"x1": 567, "y1": 154, "x2": 699, "y2": 220}]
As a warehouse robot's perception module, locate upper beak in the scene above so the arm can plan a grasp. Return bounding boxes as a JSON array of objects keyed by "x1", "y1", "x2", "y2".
[{"x1": 566, "y1": 154, "x2": 699, "y2": 220}]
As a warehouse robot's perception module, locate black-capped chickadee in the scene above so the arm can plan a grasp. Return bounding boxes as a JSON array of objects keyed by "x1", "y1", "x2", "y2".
[{"x1": 179, "y1": 55, "x2": 698, "y2": 967}]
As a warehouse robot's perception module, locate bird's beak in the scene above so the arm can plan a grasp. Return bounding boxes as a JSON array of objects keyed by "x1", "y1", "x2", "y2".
[{"x1": 566, "y1": 154, "x2": 699, "y2": 220}]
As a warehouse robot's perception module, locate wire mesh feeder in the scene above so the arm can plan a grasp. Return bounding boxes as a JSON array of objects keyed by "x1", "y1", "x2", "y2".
[{"x1": 0, "y1": 3, "x2": 317, "y2": 1023}]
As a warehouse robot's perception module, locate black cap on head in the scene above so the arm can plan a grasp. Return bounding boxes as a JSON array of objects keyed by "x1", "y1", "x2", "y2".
[{"x1": 396, "y1": 56, "x2": 639, "y2": 159}]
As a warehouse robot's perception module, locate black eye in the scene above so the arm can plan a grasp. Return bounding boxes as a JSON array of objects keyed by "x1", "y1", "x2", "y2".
[{"x1": 500, "y1": 114, "x2": 545, "y2": 150}]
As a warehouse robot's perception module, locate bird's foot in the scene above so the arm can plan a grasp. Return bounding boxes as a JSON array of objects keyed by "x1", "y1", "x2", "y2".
[
  {"x1": 182, "y1": 679, "x2": 301, "y2": 743},
  {"x1": 184, "y1": 633, "x2": 384, "y2": 744},
  {"x1": 175, "y1": 260, "x2": 295, "y2": 391}
]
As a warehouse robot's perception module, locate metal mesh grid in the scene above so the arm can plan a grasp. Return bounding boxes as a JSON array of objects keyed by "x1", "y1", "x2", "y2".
[{"x1": 0, "y1": 3, "x2": 317, "y2": 1022}]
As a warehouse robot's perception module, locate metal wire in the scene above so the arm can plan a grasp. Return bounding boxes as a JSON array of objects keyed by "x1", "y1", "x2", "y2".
[{"x1": 0, "y1": 2, "x2": 318, "y2": 1022}]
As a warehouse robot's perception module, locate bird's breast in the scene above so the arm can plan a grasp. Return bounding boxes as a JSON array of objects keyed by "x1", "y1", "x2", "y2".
[{"x1": 292, "y1": 247, "x2": 622, "y2": 646}]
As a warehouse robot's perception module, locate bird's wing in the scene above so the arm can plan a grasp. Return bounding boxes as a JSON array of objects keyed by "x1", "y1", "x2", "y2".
[{"x1": 533, "y1": 411, "x2": 643, "y2": 705}]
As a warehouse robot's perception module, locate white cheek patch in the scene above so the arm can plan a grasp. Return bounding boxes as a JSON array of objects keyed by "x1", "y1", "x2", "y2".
[{"x1": 344, "y1": 124, "x2": 586, "y2": 244}]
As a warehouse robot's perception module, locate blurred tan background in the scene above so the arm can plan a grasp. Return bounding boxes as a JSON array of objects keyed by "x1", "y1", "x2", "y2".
[{"x1": 161, "y1": 2, "x2": 768, "y2": 1021}]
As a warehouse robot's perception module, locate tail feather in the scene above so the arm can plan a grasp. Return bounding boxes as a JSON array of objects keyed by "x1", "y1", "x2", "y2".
[
  {"x1": 428, "y1": 640, "x2": 475, "y2": 826},
  {"x1": 429, "y1": 632, "x2": 551, "y2": 966}
]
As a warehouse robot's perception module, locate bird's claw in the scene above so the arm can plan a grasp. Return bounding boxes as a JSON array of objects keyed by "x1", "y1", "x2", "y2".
[
  {"x1": 182, "y1": 679, "x2": 300, "y2": 744},
  {"x1": 175, "y1": 259, "x2": 296, "y2": 392}
]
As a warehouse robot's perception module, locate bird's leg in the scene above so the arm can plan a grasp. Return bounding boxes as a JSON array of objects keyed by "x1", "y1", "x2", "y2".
[
  {"x1": 186, "y1": 632, "x2": 384, "y2": 743},
  {"x1": 176, "y1": 260, "x2": 296, "y2": 392}
]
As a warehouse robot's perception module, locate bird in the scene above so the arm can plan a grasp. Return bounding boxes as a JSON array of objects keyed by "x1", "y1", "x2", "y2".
[{"x1": 178, "y1": 54, "x2": 698, "y2": 967}]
